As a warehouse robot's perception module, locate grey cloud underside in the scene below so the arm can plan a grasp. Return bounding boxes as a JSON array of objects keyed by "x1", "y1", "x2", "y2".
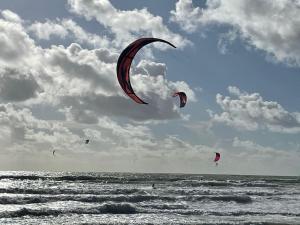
[
  {"x1": 62, "y1": 93, "x2": 181, "y2": 123},
  {"x1": 0, "y1": 68, "x2": 42, "y2": 102},
  {"x1": 46, "y1": 44, "x2": 117, "y2": 94}
]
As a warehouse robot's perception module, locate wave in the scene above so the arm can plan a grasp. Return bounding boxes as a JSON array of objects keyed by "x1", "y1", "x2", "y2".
[
  {"x1": 265, "y1": 178, "x2": 300, "y2": 184},
  {"x1": 0, "y1": 175, "x2": 113, "y2": 182},
  {"x1": 175, "y1": 179, "x2": 280, "y2": 188},
  {"x1": 240, "y1": 182, "x2": 278, "y2": 188},
  {"x1": 0, "y1": 196, "x2": 49, "y2": 204},
  {"x1": 0, "y1": 174, "x2": 189, "y2": 183},
  {"x1": 0, "y1": 203, "x2": 137, "y2": 218},
  {"x1": 0, "y1": 187, "x2": 146, "y2": 196},
  {"x1": 0, "y1": 175, "x2": 45, "y2": 181},
  {"x1": 176, "y1": 209, "x2": 300, "y2": 217},
  {"x1": 6, "y1": 203, "x2": 298, "y2": 219},
  {"x1": 0, "y1": 194, "x2": 177, "y2": 205},
  {"x1": 0, "y1": 194, "x2": 251, "y2": 205},
  {"x1": 185, "y1": 195, "x2": 252, "y2": 204},
  {"x1": 142, "y1": 203, "x2": 188, "y2": 210}
]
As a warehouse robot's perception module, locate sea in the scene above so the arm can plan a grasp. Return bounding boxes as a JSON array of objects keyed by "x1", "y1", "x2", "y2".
[{"x1": 0, "y1": 171, "x2": 299, "y2": 225}]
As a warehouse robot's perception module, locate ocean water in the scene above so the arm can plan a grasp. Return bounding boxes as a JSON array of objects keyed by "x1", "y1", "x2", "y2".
[{"x1": 0, "y1": 172, "x2": 299, "y2": 225}]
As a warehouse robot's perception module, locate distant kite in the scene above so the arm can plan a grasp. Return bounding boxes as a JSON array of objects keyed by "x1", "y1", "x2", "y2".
[
  {"x1": 173, "y1": 92, "x2": 187, "y2": 108},
  {"x1": 85, "y1": 139, "x2": 90, "y2": 144},
  {"x1": 117, "y1": 38, "x2": 176, "y2": 104},
  {"x1": 214, "y1": 152, "x2": 221, "y2": 166}
]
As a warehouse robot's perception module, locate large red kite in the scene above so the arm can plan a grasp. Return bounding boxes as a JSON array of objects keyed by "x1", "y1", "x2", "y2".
[{"x1": 116, "y1": 38, "x2": 176, "y2": 104}]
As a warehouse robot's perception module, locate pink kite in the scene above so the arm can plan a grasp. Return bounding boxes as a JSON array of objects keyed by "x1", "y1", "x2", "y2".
[{"x1": 214, "y1": 152, "x2": 221, "y2": 166}]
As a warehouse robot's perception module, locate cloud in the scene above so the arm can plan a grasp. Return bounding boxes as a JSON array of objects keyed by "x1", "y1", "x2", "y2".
[
  {"x1": 170, "y1": 0, "x2": 204, "y2": 33},
  {"x1": 0, "y1": 7, "x2": 197, "y2": 124},
  {"x1": 0, "y1": 9, "x2": 196, "y2": 124},
  {"x1": 231, "y1": 137, "x2": 300, "y2": 174},
  {"x1": 29, "y1": 19, "x2": 111, "y2": 48},
  {"x1": 135, "y1": 60, "x2": 167, "y2": 77},
  {"x1": 0, "y1": 12, "x2": 36, "y2": 63},
  {"x1": 171, "y1": 0, "x2": 300, "y2": 66},
  {"x1": 233, "y1": 137, "x2": 288, "y2": 156},
  {"x1": 1, "y1": 10, "x2": 22, "y2": 24},
  {"x1": 28, "y1": 20, "x2": 69, "y2": 40},
  {"x1": 0, "y1": 8, "x2": 200, "y2": 173},
  {"x1": 0, "y1": 6, "x2": 298, "y2": 175},
  {"x1": 0, "y1": 67, "x2": 42, "y2": 102},
  {"x1": 0, "y1": 103, "x2": 64, "y2": 143},
  {"x1": 44, "y1": 43, "x2": 196, "y2": 122},
  {"x1": 67, "y1": 0, "x2": 191, "y2": 49},
  {"x1": 0, "y1": 102, "x2": 212, "y2": 173},
  {"x1": 210, "y1": 86, "x2": 300, "y2": 133}
]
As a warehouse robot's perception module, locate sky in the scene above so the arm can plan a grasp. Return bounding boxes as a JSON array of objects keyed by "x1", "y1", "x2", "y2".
[{"x1": 0, "y1": 0, "x2": 299, "y2": 175}]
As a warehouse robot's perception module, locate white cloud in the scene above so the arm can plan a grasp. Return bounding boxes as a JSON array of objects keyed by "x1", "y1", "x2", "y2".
[
  {"x1": 170, "y1": 0, "x2": 204, "y2": 33},
  {"x1": 135, "y1": 60, "x2": 167, "y2": 77},
  {"x1": 210, "y1": 86, "x2": 300, "y2": 133},
  {"x1": 1, "y1": 10, "x2": 22, "y2": 24},
  {"x1": 67, "y1": 0, "x2": 191, "y2": 49},
  {"x1": 0, "y1": 13, "x2": 36, "y2": 63},
  {"x1": 28, "y1": 20, "x2": 69, "y2": 40},
  {"x1": 29, "y1": 19, "x2": 111, "y2": 48},
  {"x1": 171, "y1": 0, "x2": 300, "y2": 66}
]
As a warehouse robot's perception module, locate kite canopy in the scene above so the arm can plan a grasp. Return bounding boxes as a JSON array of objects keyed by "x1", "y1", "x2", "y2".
[
  {"x1": 116, "y1": 38, "x2": 176, "y2": 104},
  {"x1": 85, "y1": 139, "x2": 90, "y2": 144},
  {"x1": 214, "y1": 152, "x2": 221, "y2": 162},
  {"x1": 173, "y1": 92, "x2": 187, "y2": 108}
]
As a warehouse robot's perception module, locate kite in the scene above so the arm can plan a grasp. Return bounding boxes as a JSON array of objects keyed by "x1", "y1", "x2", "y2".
[
  {"x1": 85, "y1": 139, "x2": 90, "y2": 144},
  {"x1": 172, "y1": 92, "x2": 187, "y2": 108},
  {"x1": 117, "y1": 38, "x2": 176, "y2": 104},
  {"x1": 214, "y1": 152, "x2": 221, "y2": 166}
]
